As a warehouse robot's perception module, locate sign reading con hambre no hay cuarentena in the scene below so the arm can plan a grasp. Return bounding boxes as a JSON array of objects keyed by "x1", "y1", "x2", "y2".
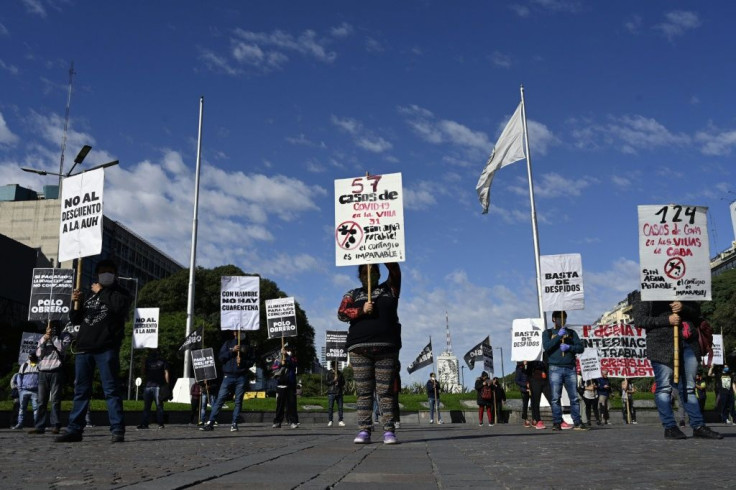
[
  {"x1": 540, "y1": 253, "x2": 584, "y2": 311},
  {"x1": 28, "y1": 268, "x2": 74, "y2": 322},
  {"x1": 334, "y1": 173, "x2": 405, "y2": 267},
  {"x1": 638, "y1": 204, "x2": 710, "y2": 301},
  {"x1": 266, "y1": 297, "x2": 297, "y2": 339},
  {"x1": 58, "y1": 167, "x2": 104, "y2": 263},
  {"x1": 133, "y1": 307, "x2": 159, "y2": 349},
  {"x1": 221, "y1": 276, "x2": 260, "y2": 331}
]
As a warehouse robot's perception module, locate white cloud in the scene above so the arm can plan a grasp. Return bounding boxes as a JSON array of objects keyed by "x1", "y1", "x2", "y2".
[
  {"x1": 571, "y1": 114, "x2": 689, "y2": 154},
  {"x1": 258, "y1": 253, "x2": 322, "y2": 278},
  {"x1": 532, "y1": 172, "x2": 597, "y2": 198},
  {"x1": 695, "y1": 125, "x2": 736, "y2": 156},
  {"x1": 233, "y1": 28, "x2": 337, "y2": 63},
  {"x1": 0, "y1": 23, "x2": 9, "y2": 37},
  {"x1": 330, "y1": 22, "x2": 354, "y2": 38},
  {"x1": 509, "y1": 4, "x2": 530, "y2": 17},
  {"x1": 531, "y1": 0, "x2": 583, "y2": 14},
  {"x1": 403, "y1": 180, "x2": 445, "y2": 210},
  {"x1": 623, "y1": 14, "x2": 642, "y2": 34},
  {"x1": 331, "y1": 115, "x2": 393, "y2": 153},
  {"x1": 0, "y1": 112, "x2": 20, "y2": 146},
  {"x1": 198, "y1": 49, "x2": 241, "y2": 76},
  {"x1": 399, "y1": 105, "x2": 490, "y2": 151},
  {"x1": 490, "y1": 51, "x2": 512, "y2": 68},
  {"x1": 365, "y1": 37, "x2": 385, "y2": 53},
  {"x1": 654, "y1": 10, "x2": 701, "y2": 41},
  {"x1": 611, "y1": 175, "x2": 631, "y2": 187},
  {"x1": 21, "y1": 0, "x2": 46, "y2": 17},
  {"x1": 0, "y1": 59, "x2": 19, "y2": 75}
]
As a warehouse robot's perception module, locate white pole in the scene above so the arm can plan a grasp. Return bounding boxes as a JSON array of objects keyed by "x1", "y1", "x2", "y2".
[
  {"x1": 520, "y1": 85, "x2": 546, "y2": 328},
  {"x1": 184, "y1": 96, "x2": 205, "y2": 379}
]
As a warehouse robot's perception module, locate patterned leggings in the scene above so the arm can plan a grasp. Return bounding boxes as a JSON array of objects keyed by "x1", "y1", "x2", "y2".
[{"x1": 351, "y1": 347, "x2": 398, "y2": 433}]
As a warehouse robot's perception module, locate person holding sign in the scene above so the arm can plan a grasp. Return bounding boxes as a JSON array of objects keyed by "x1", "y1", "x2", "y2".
[
  {"x1": 201, "y1": 331, "x2": 254, "y2": 432},
  {"x1": 337, "y1": 262, "x2": 401, "y2": 445},
  {"x1": 326, "y1": 364, "x2": 345, "y2": 427},
  {"x1": 426, "y1": 372, "x2": 443, "y2": 425},
  {"x1": 542, "y1": 311, "x2": 587, "y2": 431},
  {"x1": 28, "y1": 322, "x2": 71, "y2": 435},
  {"x1": 634, "y1": 299, "x2": 722, "y2": 440},
  {"x1": 56, "y1": 259, "x2": 132, "y2": 443}
]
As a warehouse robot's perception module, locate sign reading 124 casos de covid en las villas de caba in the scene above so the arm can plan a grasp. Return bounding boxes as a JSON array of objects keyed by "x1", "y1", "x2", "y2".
[
  {"x1": 334, "y1": 173, "x2": 405, "y2": 266},
  {"x1": 58, "y1": 168, "x2": 105, "y2": 263},
  {"x1": 638, "y1": 204, "x2": 710, "y2": 301}
]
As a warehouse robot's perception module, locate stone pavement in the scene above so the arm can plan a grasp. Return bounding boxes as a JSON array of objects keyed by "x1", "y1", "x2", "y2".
[{"x1": 1, "y1": 421, "x2": 734, "y2": 489}]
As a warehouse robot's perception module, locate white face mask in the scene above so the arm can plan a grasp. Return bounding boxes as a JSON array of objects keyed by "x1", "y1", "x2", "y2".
[{"x1": 98, "y1": 272, "x2": 115, "y2": 286}]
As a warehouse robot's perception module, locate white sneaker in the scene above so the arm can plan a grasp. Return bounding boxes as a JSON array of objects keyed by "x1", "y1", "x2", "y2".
[
  {"x1": 338, "y1": 421, "x2": 345, "y2": 427},
  {"x1": 290, "y1": 423, "x2": 299, "y2": 429},
  {"x1": 429, "y1": 419, "x2": 434, "y2": 424},
  {"x1": 327, "y1": 421, "x2": 333, "y2": 427},
  {"x1": 438, "y1": 420, "x2": 444, "y2": 425},
  {"x1": 394, "y1": 422, "x2": 400, "y2": 429}
]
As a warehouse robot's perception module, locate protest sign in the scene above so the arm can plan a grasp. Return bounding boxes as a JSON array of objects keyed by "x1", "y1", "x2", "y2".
[
  {"x1": 58, "y1": 168, "x2": 104, "y2": 262},
  {"x1": 578, "y1": 348, "x2": 602, "y2": 381},
  {"x1": 638, "y1": 204, "x2": 710, "y2": 301},
  {"x1": 265, "y1": 297, "x2": 298, "y2": 339},
  {"x1": 325, "y1": 330, "x2": 348, "y2": 361},
  {"x1": 28, "y1": 268, "x2": 74, "y2": 322},
  {"x1": 510, "y1": 318, "x2": 544, "y2": 361},
  {"x1": 712, "y1": 334, "x2": 724, "y2": 366},
  {"x1": 570, "y1": 324, "x2": 653, "y2": 377},
  {"x1": 191, "y1": 348, "x2": 218, "y2": 382},
  {"x1": 221, "y1": 276, "x2": 259, "y2": 331},
  {"x1": 132, "y1": 308, "x2": 159, "y2": 349},
  {"x1": 334, "y1": 172, "x2": 405, "y2": 266},
  {"x1": 540, "y1": 254, "x2": 584, "y2": 311},
  {"x1": 18, "y1": 332, "x2": 43, "y2": 364}
]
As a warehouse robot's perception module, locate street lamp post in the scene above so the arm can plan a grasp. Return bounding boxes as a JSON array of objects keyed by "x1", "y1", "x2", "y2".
[
  {"x1": 119, "y1": 276, "x2": 139, "y2": 400},
  {"x1": 495, "y1": 347, "x2": 505, "y2": 389},
  {"x1": 461, "y1": 365, "x2": 465, "y2": 393}
]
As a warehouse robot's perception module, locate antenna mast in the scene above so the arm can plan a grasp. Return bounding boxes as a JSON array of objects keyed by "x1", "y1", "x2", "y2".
[{"x1": 58, "y1": 61, "x2": 75, "y2": 186}]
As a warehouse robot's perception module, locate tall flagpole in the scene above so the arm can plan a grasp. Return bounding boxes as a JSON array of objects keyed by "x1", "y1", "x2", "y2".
[
  {"x1": 184, "y1": 96, "x2": 205, "y2": 379},
  {"x1": 520, "y1": 85, "x2": 546, "y2": 328}
]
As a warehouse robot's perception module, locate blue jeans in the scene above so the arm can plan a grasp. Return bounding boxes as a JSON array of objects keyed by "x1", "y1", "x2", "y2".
[
  {"x1": 141, "y1": 386, "x2": 164, "y2": 426},
  {"x1": 652, "y1": 342, "x2": 703, "y2": 429},
  {"x1": 428, "y1": 396, "x2": 442, "y2": 421},
  {"x1": 208, "y1": 374, "x2": 247, "y2": 425},
  {"x1": 200, "y1": 391, "x2": 212, "y2": 423},
  {"x1": 548, "y1": 365, "x2": 582, "y2": 425},
  {"x1": 67, "y1": 349, "x2": 125, "y2": 435},
  {"x1": 328, "y1": 393, "x2": 344, "y2": 422},
  {"x1": 18, "y1": 390, "x2": 38, "y2": 427}
]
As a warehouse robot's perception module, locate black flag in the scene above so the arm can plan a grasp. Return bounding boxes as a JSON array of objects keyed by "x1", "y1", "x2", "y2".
[
  {"x1": 464, "y1": 336, "x2": 493, "y2": 370},
  {"x1": 407, "y1": 339, "x2": 433, "y2": 374},
  {"x1": 179, "y1": 326, "x2": 204, "y2": 352}
]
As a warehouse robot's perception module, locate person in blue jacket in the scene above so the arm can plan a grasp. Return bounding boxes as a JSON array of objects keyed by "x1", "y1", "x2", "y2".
[
  {"x1": 200, "y1": 331, "x2": 254, "y2": 432},
  {"x1": 542, "y1": 311, "x2": 587, "y2": 431}
]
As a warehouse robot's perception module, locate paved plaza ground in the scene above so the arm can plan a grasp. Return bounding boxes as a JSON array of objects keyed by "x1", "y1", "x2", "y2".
[{"x1": 0, "y1": 418, "x2": 733, "y2": 489}]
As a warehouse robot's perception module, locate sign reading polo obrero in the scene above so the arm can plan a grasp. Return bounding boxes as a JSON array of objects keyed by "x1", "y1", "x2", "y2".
[
  {"x1": 28, "y1": 268, "x2": 74, "y2": 322},
  {"x1": 266, "y1": 297, "x2": 297, "y2": 339},
  {"x1": 637, "y1": 204, "x2": 710, "y2": 301},
  {"x1": 334, "y1": 172, "x2": 406, "y2": 267},
  {"x1": 540, "y1": 253, "x2": 584, "y2": 312}
]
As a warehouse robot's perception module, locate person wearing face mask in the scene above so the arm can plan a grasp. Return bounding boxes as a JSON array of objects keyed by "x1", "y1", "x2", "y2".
[
  {"x1": 541, "y1": 311, "x2": 587, "y2": 431},
  {"x1": 56, "y1": 259, "x2": 132, "y2": 443},
  {"x1": 338, "y1": 262, "x2": 401, "y2": 445},
  {"x1": 270, "y1": 346, "x2": 299, "y2": 429}
]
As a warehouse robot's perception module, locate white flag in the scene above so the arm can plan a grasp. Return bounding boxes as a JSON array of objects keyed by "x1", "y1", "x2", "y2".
[{"x1": 475, "y1": 102, "x2": 526, "y2": 214}]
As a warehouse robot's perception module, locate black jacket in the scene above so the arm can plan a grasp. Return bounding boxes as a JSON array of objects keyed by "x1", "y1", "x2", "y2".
[
  {"x1": 634, "y1": 300, "x2": 701, "y2": 367},
  {"x1": 71, "y1": 283, "x2": 131, "y2": 353}
]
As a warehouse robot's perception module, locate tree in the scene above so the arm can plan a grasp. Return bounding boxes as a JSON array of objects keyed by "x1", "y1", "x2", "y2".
[
  {"x1": 701, "y1": 268, "x2": 736, "y2": 355},
  {"x1": 124, "y1": 265, "x2": 317, "y2": 383}
]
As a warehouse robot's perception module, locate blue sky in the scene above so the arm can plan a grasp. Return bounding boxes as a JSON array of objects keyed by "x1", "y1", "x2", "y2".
[{"x1": 1, "y1": 1, "x2": 735, "y2": 387}]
